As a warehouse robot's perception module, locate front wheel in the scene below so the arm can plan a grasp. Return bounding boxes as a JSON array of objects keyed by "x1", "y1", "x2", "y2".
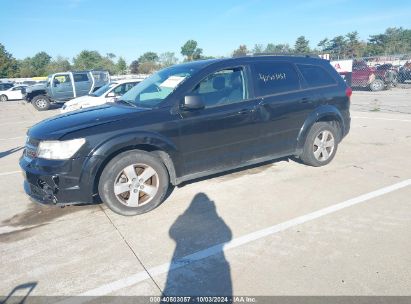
[
  {"x1": 300, "y1": 122, "x2": 339, "y2": 167},
  {"x1": 32, "y1": 95, "x2": 51, "y2": 111},
  {"x1": 0, "y1": 95, "x2": 8, "y2": 102},
  {"x1": 98, "y1": 150, "x2": 170, "y2": 216}
]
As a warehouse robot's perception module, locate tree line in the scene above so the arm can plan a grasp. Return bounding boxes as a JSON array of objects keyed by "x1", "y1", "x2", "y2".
[
  {"x1": 233, "y1": 27, "x2": 411, "y2": 59},
  {"x1": 1, "y1": 27, "x2": 410, "y2": 78}
]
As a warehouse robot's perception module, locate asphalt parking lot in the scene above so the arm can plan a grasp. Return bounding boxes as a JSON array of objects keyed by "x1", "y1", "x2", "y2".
[{"x1": 1, "y1": 91, "x2": 411, "y2": 301}]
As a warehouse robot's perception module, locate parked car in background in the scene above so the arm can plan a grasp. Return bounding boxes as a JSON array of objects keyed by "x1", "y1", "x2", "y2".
[
  {"x1": 375, "y1": 63, "x2": 398, "y2": 86},
  {"x1": 61, "y1": 79, "x2": 141, "y2": 113},
  {"x1": 22, "y1": 80, "x2": 38, "y2": 86},
  {"x1": 20, "y1": 55, "x2": 351, "y2": 216},
  {"x1": 0, "y1": 85, "x2": 28, "y2": 101},
  {"x1": 0, "y1": 82, "x2": 14, "y2": 91},
  {"x1": 351, "y1": 60, "x2": 397, "y2": 91},
  {"x1": 398, "y1": 61, "x2": 411, "y2": 83},
  {"x1": 23, "y1": 70, "x2": 110, "y2": 111}
]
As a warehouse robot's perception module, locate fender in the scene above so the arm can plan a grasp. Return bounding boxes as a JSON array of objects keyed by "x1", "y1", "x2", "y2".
[
  {"x1": 295, "y1": 105, "x2": 345, "y2": 154},
  {"x1": 80, "y1": 132, "x2": 180, "y2": 195},
  {"x1": 90, "y1": 131, "x2": 177, "y2": 158},
  {"x1": 26, "y1": 89, "x2": 46, "y2": 102}
]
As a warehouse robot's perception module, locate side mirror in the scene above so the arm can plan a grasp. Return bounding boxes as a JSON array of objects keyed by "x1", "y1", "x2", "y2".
[
  {"x1": 182, "y1": 95, "x2": 204, "y2": 110},
  {"x1": 106, "y1": 92, "x2": 116, "y2": 98}
]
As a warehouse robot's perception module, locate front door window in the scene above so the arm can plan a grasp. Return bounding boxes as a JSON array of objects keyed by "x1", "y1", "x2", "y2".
[{"x1": 190, "y1": 68, "x2": 247, "y2": 108}]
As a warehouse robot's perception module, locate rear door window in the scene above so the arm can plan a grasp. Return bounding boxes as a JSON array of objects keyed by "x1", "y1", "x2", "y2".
[
  {"x1": 252, "y1": 62, "x2": 300, "y2": 97},
  {"x1": 297, "y1": 64, "x2": 336, "y2": 87},
  {"x1": 73, "y1": 73, "x2": 90, "y2": 82}
]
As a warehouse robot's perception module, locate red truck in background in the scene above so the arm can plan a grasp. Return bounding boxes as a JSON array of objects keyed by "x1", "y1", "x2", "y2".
[{"x1": 352, "y1": 60, "x2": 398, "y2": 91}]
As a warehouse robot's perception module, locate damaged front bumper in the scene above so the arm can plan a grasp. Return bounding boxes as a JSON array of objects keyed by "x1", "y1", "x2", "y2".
[{"x1": 19, "y1": 154, "x2": 98, "y2": 206}]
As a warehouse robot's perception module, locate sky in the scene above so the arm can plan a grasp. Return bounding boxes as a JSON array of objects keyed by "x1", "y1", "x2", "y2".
[{"x1": 2, "y1": 0, "x2": 411, "y2": 63}]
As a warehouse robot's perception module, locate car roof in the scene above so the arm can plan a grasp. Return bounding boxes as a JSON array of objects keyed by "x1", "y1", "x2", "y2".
[
  {"x1": 170, "y1": 58, "x2": 223, "y2": 70},
  {"x1": 224, "y1": 54, "x2": 326, "y2": 64},
  {"x1": 172, "y1": 55, "x2": 327, "y2": 71}
]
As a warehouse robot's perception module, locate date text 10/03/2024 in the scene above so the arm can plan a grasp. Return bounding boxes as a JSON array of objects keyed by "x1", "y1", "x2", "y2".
[{"x1": 149, "y1": 296, "x2": 257, "y2": 303}]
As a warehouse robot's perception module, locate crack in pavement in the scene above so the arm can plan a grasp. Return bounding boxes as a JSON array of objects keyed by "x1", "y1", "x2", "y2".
[{"x1": 98, "y1": 205, "x2": 163, "y2": 294}]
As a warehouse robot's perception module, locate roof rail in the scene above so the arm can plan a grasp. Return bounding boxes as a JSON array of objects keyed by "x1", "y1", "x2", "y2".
[{"x1": 252, "y1": 53, "x2": 320, "y2": 58}]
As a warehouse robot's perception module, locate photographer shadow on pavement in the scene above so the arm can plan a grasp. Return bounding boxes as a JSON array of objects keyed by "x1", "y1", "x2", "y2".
[{"x1": 162, "y1": 193, "x2": 233, "y2": 299}]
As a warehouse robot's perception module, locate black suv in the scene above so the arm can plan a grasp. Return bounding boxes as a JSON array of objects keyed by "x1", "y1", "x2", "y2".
[{"x1": 20, "y1": 55, "x2": 351, "y2": 216}]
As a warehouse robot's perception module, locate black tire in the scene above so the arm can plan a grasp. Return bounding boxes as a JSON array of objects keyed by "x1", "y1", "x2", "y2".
[
  {"x1": 98, "y1": 150, "x2": 170, "y2": 216},
  {"x1": 300, "y1": 122, "x2": 340, "y2": 167},
  {"x1": 32, "y1": 95, "x2": 51, "y2": 111},
  {"x1": 0, "y1": 95, "x2": 8, "y2": 102},
  {"x1": 369, "y1": 79, "x2": 385, "y2": 91}
]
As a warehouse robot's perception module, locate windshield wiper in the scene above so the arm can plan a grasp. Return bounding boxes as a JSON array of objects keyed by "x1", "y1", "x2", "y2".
[{"x1": 116, "y1": 99, "x2": 137, "y2": 107}]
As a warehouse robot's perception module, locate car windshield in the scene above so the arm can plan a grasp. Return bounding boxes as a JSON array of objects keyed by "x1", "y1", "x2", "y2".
[
  {"x1": 90, "y1": 82, "x2": 118, "y2": 97},
  {"x1": 119, "y1": 65, "x2": 199, "y2": 108}
]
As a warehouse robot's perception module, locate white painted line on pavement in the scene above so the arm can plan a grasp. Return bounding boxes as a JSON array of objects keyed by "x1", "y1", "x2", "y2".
[
  {"x1": 0, "y1": 136, "x2": 25, "y2": 141},
  {"x1": 0, "y1": 171, "x2": 21, "y2": 176},
  {"x1": 352, "y1": 116, "x2": 411, "y2": 122},
  {"x1": 56, "y1": 179, "x2": 411, "y2": 303}
]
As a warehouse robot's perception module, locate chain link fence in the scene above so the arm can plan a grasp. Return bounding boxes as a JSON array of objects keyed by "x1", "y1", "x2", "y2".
[{"x1": 331, "y1": 54, "x2": 411, "y2": 91}]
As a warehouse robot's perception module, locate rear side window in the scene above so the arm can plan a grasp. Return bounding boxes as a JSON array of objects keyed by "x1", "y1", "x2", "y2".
[
  {"x1": 297, "y1": 64, "x2": 336, "y2": 87},
  {"x1": 112, "y1": 83, "x2": 138, "y2": 95},
  {"x1": 253, "y1": 62, "x2": 300, "y2": 96},
  {"x1": 1, "y1": 84, "x2": 13, "y2": 90},
  {"x1": 73, "y1": 73, "x2": 90, "y2": 82}
]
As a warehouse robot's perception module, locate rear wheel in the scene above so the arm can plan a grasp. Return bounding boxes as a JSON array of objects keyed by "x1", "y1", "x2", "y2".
[
  {"x1": 369, "y1": 79, "x2": 385, "y2": 91},
  {"x1": 32, "y1": 95, "x2": 51, "y2": 111},
  {"x1": 0, "y1": 95, "x2": 8, "y2": 102},
  {"x1": 300, "y1": 122, "x2": 339, "y2": 167},
  {"x1": 98, "y1": 150, "x2": 170, "y2": 216}
]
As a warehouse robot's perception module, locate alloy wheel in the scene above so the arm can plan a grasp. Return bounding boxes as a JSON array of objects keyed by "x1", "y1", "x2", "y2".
[
  {"x1": 113, "y1": 163, "x2": 159, "y2": 207},
  {"x1": 313, "y1": 130, "x2": 335, "y2": 161}
]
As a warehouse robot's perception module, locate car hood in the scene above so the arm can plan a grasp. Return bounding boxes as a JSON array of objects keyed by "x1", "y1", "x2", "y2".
[
  {"x1": 26, "y1": 83, "x2": 47, "y2": 92},
  {"x1": 28, "y1": 104, "x2": 149, "y2": 140}
]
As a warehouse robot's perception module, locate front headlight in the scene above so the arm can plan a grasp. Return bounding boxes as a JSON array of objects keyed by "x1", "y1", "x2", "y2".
[{"x1": 37, "y1": 138, "x2": 86, "y2": 160}]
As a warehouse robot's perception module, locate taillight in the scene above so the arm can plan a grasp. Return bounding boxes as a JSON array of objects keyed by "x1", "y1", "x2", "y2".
[{"x1": 345, "y1": 87, "x2": 352, "y2": 98}]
